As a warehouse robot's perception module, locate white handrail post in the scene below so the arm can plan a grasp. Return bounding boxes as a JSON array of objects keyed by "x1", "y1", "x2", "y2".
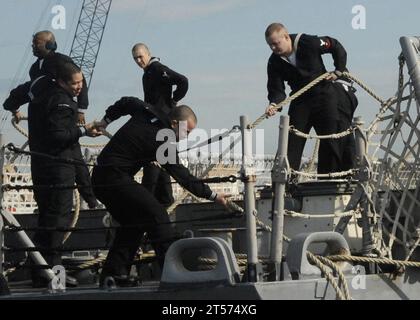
[
  {"x1": 240, "y1": 116, "x2": 261, "y2": 282},
  {"x1": 268, "y1": 115, "x2": 289, "y2": 281}
]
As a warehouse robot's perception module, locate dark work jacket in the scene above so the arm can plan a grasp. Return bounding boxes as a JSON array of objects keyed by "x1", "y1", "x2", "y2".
[
  {"x1": 143, "y1": 58, "x2": 188, "y2": 114},
  {"x1": 4, "y1": 77, "x2": 55, "y2": 151},
  {"x1": 267, "y1": 33, "x2": 347, "y2": 104},
  {"x1": 43, "y1": 85, "x2": 84, "y2": 158},
  {"x1": 29, "y1": 52, "x2": 89, "y2": 110},
  {"x1": 3, "y1": 52, "x2": 88, "y2": 113},
  {"x1": 4, "y1": 78, "x2": 85, "y2": 160},
  {"x1": 97, "y1": 97, "x2": 213, "y2": 200}
]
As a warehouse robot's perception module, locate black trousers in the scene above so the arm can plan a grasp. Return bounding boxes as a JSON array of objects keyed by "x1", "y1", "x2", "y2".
[
  {"x1": 31, "y1": 157, "x2": 75, "y2": 269},
  {"x1": 142, "y1": 163, "x2": 174, "y2": 208},
  {"x1": 73, "y1": 147, "x2": 97, "y2": 208},
  {"x1": 333, "y1": 82, "x2": 358, "y2": 171},
  {"x1": 287, "y1": 84, "x2": 342, "y2": 174},
  {"x1": 92, "y1": 166, "x2": 177, "y2": 278}
]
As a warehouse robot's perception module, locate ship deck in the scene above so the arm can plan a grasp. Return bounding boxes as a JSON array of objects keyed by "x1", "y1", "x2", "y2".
[{"x1": 3, "y1": 269, "x2": 420, "y2": 300}]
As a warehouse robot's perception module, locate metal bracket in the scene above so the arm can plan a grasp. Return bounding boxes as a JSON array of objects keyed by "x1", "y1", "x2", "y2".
[
  {"x1": 271, "y1": 156, "x2": 289, "y2": 184},
  {"x1": 334, "y1": 186, "x2": 363, "y2": 234},
  {"x1": 356, "y1": 156, "x2": 372, "y2": 182}
]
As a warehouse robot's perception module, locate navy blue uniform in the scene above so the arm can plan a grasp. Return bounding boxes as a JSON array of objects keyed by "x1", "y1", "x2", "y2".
[
  {"x1": 142, "y1": 58, "x2": 189, "y2": 207},
  {"x1": 3, "y1": 52, "x2": 96, "y2": 207},
  {"x1": 333, "y1": 80, "x2": 358, "y2": 170},
  {"x1": 92, "y1": 97, "x2": 214, "y2": 279},
  {"x1": 267, "y1": 33, "x2": 347, "y2": 173},
  {"x1": 28, "y1": 52, "x2": 88, "y2": 110},
  {"x1": 31, "y1": 84, "x2": 87, "y2": 268},
  {"x1": 142, "y1": 58, "x2": 188, "y2": 112}
]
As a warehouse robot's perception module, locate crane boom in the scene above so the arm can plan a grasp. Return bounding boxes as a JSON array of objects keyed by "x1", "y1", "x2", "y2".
[{"x1": 69, "y1": 0, "x2": 112, "y2": 88}]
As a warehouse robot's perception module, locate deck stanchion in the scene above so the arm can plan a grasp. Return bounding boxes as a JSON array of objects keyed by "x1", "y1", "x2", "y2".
[
  {"x1": 268, "y1": 115, "x2": 289, "y2": 281},
  {"x1": 400, "y1": 37, "x2": 420, "y2": 103},
  {"x1": 240, "y1": 116, "x2": 261, "y2": 282},
  {"x1": 0, "y1": 133, "x2": 4, "y2": 276},
  {"x1": 354, "y1": 116, "x2": 375, "y2": 255}
]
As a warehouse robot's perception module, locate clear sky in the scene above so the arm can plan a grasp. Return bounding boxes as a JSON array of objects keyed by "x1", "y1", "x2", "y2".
[{"x1": 0, "y1": 0, "x2": 419, "y2": 156}]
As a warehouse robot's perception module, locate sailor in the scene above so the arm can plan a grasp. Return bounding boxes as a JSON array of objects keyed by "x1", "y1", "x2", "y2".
[
  {"x1": 28, "y1": 62, "x2": 99, "y2": 287},
  {"x1": 264, "y1": 23, "x2": 347, "y2": 174},
  {"x1": 91, "y1": 99, "x2": 229, "y2": 287},
  {"x1": 3, "y1": 30, "x2": 97, "y2": 209},
  {"x1": 132, "y1": 43, "x2": 189, "y2": 208}
]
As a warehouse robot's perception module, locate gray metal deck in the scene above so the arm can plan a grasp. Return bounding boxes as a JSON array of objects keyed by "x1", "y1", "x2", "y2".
[{"x1": 2, "y1": 269, "x2": 420, "y2": 300}]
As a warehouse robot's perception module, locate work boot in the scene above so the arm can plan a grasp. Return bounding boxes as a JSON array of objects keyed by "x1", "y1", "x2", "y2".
[
  {"x1": 0, "y1": 274, "x2": 10, "y2": 296},
  {"x1": 99, "y1": 275, "x2": 140, "y2": 289},
  {"x1": 65, "y1": 275, "x2": 79, "y2": 287}
]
